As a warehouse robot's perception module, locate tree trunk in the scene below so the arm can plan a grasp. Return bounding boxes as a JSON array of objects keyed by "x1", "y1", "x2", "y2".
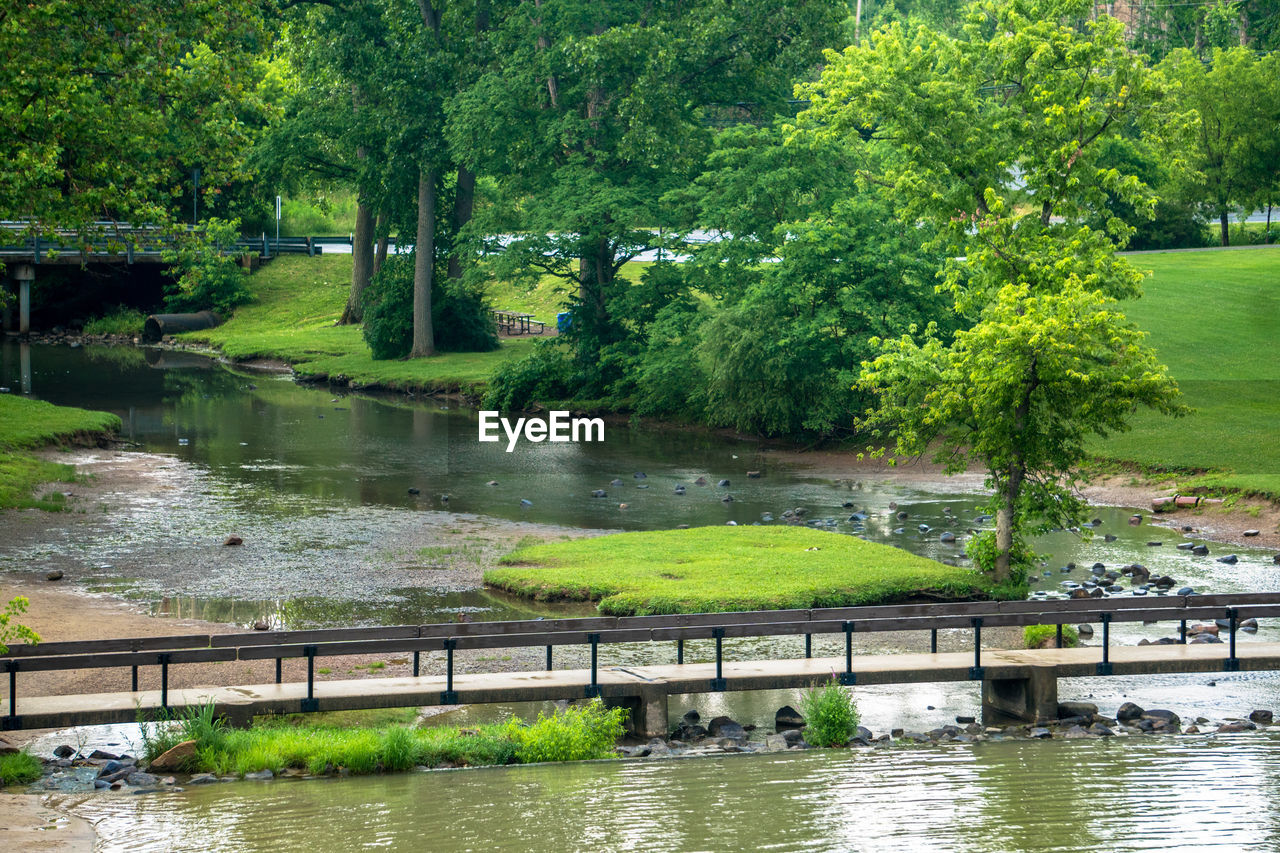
[
  {"x1": 447, "y1": 166, "x2": 476, "y2": 281},
  {"x1": 372, "y1": 211, "x2": 389, "y2": 277},
  {"x1": 341, "y1": 194, "x2": 375, "y2": 324},
  {"x1": 993, "y1": 465, "x2": 1023, "y2": 583},
  {"x1": 411, "y1": 168, "x2": 437, "y2": 358},
  {"x1": 1220, "y1": 209, "x2": 1230, "y2": 247}
]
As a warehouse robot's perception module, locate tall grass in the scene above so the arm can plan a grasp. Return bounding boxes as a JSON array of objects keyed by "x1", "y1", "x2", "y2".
[
  {"x1": 139, "y1": 701, "x2": 626, "y2": 777},
  {"x1": 0, "y1": 751, "x2": 43, "y2": 786},
  {"x1": 83, "y1": 306, "x2": 146, "y2": 336}
]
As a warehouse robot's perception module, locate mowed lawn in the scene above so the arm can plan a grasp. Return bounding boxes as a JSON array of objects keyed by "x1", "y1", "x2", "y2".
[
  {"x1": 486, "y1": 526, "x2": 996, "y2": 615},
  {"x1": 180, "y1": 255, "x2": 536, "y2": 393},
  {"x1": 1098, "y1": 246, "x2": 1280, "y2": 496}
]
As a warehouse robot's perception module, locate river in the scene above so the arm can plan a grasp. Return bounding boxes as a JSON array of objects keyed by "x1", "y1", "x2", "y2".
[
  {"x1": 52, "y1": 734, "x2": 1280, "y2": 851},
  {"x1": 6, "y1": 340, "x2": 1280, "y2": 851}
]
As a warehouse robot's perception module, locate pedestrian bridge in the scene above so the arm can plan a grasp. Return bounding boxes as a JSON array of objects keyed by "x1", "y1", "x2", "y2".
[{"x1": 4, "y1": 593, "x2": 1278, "y2": 738}]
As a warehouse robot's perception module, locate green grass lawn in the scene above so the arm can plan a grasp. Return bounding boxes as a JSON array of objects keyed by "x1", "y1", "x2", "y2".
[
  {"x1": 0, "y1": 395, "x2": 121, "y2": 510},
  {"x1": 1098, "y1": 246, "x2": 1280, "y2": 497},
  {"x1": 179, "y1": 256, "x2": 655, "y2": 394},
  {"x1": 486, "y1": 526, "x2": 996, "y2": 615},
  {"x1": 180, "y1": 255, "x2": 537, "y2": 393}
]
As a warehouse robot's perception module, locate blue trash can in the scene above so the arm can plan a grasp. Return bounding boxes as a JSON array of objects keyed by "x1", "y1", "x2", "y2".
[{"x1": 556, "y1": 312, "x2": 572, "y2": 333}]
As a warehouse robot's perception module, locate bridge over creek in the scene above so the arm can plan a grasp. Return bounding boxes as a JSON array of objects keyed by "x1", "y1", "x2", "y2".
[
  {"x1": 1, "y1": 226, "x2": 349, "y2": 334},
  {"x1": 5, "y1": 593, "x2": 1279, "y2": 738}
]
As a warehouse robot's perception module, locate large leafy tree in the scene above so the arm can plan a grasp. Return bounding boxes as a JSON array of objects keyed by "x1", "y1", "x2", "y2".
[
  {"x1": 450, "y1": 0, "x2": 844, "y2": 388},
  {"x1": 649, "y1": 123, "x2": 952, "y2": 436},
  {"x1": 0, "y1": 0, "x2": 268, "y2": 237},
  {"x1": 1151, "y1": 47, "x2": 1280, "y2": 246},
  {"x1": 807, "y1": 0, "x2": 1185, "y2": 581}
]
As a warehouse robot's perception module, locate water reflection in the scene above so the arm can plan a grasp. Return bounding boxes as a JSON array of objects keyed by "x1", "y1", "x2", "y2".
[{"x1": 56, "y1": 735, "x2": 1280, "y2": 852}]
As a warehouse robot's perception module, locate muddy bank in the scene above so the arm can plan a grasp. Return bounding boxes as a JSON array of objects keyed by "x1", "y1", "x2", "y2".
[
  {"x1": 774, "y1": 448, "x2": 1279, "y2": 552},
  {"x1": 5, "y1": 448, "x2": 602, "y2": 607},
  {"x1": 0, "y1": 793, "x2": 95, "y2": 852}
]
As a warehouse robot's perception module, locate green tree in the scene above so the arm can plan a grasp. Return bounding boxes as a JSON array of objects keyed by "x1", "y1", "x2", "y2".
[
  {"x1": 450, "y1": 0, "x2": 843, "y2": 390},
  {"x1": 0, "y1": 597, "x2": 39, "y2": 655},
  {"x1": 1152, "y1": 47, "x2": 1280, "y2": 246},
  {"x1": 807, "y1": 0, "x2": 1186, "y2": 580},
  {"x1": 0, "y1": 0, "x2": 268, "y2": 237},
  {"x1": 659, "y1": 123, "x2": 951, "y2": 435}
]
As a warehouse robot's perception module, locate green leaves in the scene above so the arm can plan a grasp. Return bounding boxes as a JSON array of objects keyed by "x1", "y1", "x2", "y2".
[{"x1": 0, "y1": 0, "x2": 267, "y2": 233}]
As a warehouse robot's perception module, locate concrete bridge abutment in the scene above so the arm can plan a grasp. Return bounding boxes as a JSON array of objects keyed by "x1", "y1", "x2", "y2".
[
  {"x1": 11, "y1": 264, "x2": 34, "y2": 336},
  {"x1": 981, "y1": 667, "x2": 1059, "y2": 725},
  {"x1": 607, "y1": 685, "x2": 670, "y2": 740}
]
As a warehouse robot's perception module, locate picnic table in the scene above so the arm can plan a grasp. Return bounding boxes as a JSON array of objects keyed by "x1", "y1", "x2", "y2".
[{"x1": 492, "y1": 310, "x2": 545, "y2": 335}]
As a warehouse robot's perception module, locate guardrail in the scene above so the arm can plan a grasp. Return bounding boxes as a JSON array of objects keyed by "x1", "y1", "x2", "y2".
[
  {"x1": 0, "y1": 231, "x2": 354, "y2": 264},
  {"x1": 4, "y1": 593, "x2": 1278, "y2": 728}
]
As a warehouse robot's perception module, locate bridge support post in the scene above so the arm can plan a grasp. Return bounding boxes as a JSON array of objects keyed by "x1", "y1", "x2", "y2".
[
  {"x1": 981, "y1": 666, "x2": 1058, "y2": 725},
  {"x1": 14, "y1": 264, "x2": 33, "y2": 336},
  {"x1": 608, "y1": 686, "x2": 669, "y2": 740}
]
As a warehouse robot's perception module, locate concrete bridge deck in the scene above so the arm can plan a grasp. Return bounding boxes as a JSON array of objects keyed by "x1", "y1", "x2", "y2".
[{"x1": 12, "y1": 642, "x2": 1280, "y2": 738}]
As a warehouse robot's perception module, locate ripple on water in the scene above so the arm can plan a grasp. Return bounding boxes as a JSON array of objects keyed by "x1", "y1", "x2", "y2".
[{"x1": 58, "y1": 735, "x2": 1280, "y2": 852}]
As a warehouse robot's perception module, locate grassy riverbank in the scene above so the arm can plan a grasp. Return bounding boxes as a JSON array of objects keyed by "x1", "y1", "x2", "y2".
[
  {"x1": 142, "y1": 702, "x2": 626, "y2": 777},
  {"x1": 179, "y1": 255, "x2": 539, "y2": 394},
  {"x1": 1098, "y1": 246, "x2": 1280, "y2": 498},
  {"x1": 0, "y1": 395, "x2": 120, "y2": 510},
  {"x1": 182, "y1": 248, "x2": 1280, "y2": 499},
  {"x1": 486, "y1": 526, "x2": 998, "y2": 615}
]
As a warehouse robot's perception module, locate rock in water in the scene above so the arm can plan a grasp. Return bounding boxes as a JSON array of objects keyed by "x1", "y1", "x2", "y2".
[
  {"x1": 707, "y1": 716, "x2": 746, "y2": 740},
  {"x1": 252, "y1": 620, "x2": 270, "y2": 631},
  {"x1": 1116, "y1": 702, "x2": 1144, "y2": 721},
  {"x1": 149, "y1": 740, "x2": 198, "y2": 771},
  {"x1": 1058, "y1": 701, "x2": 1099, "y2": 719},
  {"x1": 46, "y1": 570, "x2": 63, "y2": 581},
  {"x1": 223, "y1": 535, "x2": 243, "y2": 546},
  {"x1": 1249, "y1": 709, "x2": 1274, "y2": 725},
  {"x1": 1217, "y1": 554, "x2": 1238, "y2": 564},
  {"x1": 775, "y1": 706, "x2": 805, "y2": 730}
]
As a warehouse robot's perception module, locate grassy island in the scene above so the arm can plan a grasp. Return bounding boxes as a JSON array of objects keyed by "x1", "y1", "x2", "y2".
[
  {"x1": 485, "y1": 526, "x2": 996, "y2": 615},
  {"x1": 0, "y1": 395, "x2": 120, "y2": 510}
]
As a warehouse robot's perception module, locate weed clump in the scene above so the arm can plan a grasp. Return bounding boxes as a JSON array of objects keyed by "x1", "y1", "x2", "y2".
[{"x1": 799, "y1": 679, "x2": 860, "y2": 748}]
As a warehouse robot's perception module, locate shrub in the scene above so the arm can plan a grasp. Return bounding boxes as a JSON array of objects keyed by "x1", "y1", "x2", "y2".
[
  {"x1": 1024, "y1": 624, "x2": 1079, "y2": 649},
  {"x1": 84, "y1": 306, "x2": 146, "y2": 337},
  {"x1": 502, "y1": 700, "x2": 627, "y2": 764},
  {"x1": 362, "y1": 255, "x2": 499, "y2": 359},
  {"x1": 0, "y1": 751, "x2": 42, "y2": 787},
  {"x1": 0, "y1": 596, "x2": 38, "y2": 655},
  {"x1": 799, "y1": 679, "x2": 860, "y2": 747},
  {"x1": 161, "y1": 218, "x2": 254, "y2": 315},
  {"x1": 482, "y1": 340, "x2": 575, "y2": 411}
]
